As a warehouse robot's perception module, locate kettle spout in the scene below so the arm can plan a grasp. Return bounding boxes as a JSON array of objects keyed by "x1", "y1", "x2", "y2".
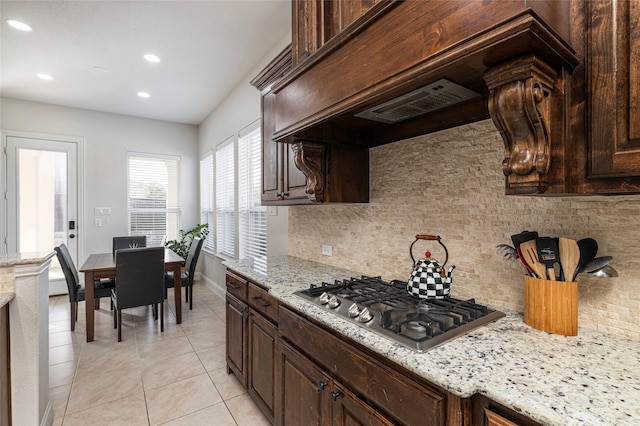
[{"x1": 446, "y1": 265, "x2": 456, "y2": 278}]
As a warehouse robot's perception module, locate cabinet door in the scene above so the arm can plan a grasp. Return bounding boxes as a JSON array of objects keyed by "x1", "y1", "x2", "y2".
[
  {"x1": 326, "y1": 0, "x2": 380, "y2": 37},
  {"x1": 226, "y1": 294, "x2": 248, "y2": 386},
  {"x1": 587, "y1": 0, "x2": 640, "y2": 178},
  {"x1": 292, "y1": 0, "x2": 323, "y2": 66},
  {"x1": 262, "y1": 92, "x2": 283, "y2": 203},
  {"x1": 248, "y1": 311, "x2": 277, "y2": 422},
  {"x1": 284, "y1": 143, "x2": 310, "y2": 201},
  {"x1": 330, "y1": 383, "x2": 395, "y2": 426},
  {"x1": 275, "y1": 341, "x2": 330, "y2": 426}
]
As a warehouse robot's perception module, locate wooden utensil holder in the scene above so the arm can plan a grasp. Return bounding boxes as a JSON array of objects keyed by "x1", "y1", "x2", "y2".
[{"x1": 524, "y1": 276, "x2": 578, "y2": 336}]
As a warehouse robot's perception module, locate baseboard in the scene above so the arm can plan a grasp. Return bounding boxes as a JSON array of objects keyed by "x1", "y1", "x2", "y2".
[
  {"x1": 197, "y1": 272, "x2": 225, "y2": 299},
  {"x1": 41, "y1": 401, "x2": 54, "y2": 426}
]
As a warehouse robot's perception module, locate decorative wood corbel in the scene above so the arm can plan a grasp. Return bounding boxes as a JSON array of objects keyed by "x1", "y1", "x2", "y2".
[
  {"x1": 484, "y1": 55, "x2": 558, "y2": 194},
  {"x1": 291, "y1": 141, "x2": 326, "y2": 202}
]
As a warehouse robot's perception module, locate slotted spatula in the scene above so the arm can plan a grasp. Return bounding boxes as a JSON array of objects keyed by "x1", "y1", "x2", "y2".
[
  {"x1": 536, "y1": 237, "x2": 558, "y2": 280},
  {"x1": 519, "y1": 240, "x2": 546, "y2": 279},
  {"x1": 558, "y1": 237, "x2": 579, "y2": 282}
]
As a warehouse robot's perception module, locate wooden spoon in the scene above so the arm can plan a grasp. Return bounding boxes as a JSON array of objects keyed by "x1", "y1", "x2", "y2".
[
  {"x1": 519, "y1": 240, "x2": 547, "y2": 279},
  {"x1": 558, "y1": 237, "x2": 580, "y2": 282}
]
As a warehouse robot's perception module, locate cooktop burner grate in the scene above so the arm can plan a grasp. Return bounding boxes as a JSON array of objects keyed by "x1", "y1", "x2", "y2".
[{"x1": 295, "y1": 275, "x2": 505, "y2": 352}]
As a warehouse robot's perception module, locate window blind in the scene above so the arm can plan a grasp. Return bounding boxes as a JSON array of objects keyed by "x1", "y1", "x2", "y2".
[
  {"x1": 238, "y1": 120, "x2": 267, "y2": 271},
  {"x1": 200, "y1": 151, "x2": 214, "y2": 252},
  {"x1": 215, "y1": 139, "x2": 235, "y2": 258},
  {"x1": 127, "y1": 153, "x2": 180, "y2": 247}
]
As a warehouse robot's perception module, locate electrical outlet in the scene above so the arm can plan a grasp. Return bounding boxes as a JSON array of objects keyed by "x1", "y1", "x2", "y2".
[
  {"x1": 322, "y1": 244, "x2": 332, "y2": 256},
  {"x1": 94, "y1": 218, "x2": 102, "y2": 227}
]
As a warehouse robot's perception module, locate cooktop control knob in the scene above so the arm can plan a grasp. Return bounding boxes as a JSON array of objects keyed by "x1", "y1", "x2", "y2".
[
  {"x1": 358, "y1": 307, "x2": 373, "y2": 322},
  {"x1": 328, "y1": 295, "x2": 341, "y2": 309},
  {"x1": 347, "y1": 303, "x2": 360, "y2": 317},
  {"x1": 319, "y1": 292, "x2": 330, "y2": 305}
]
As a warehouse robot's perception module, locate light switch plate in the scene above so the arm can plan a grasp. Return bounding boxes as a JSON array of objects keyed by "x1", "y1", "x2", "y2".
[{"x1": 322, "y1": 244, "x2": 332, "y2": 256}]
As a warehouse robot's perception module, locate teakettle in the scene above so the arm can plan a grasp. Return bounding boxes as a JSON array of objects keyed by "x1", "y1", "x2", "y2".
[{"x1": 407, "y1": 235, "x2": 455, "y2": 299}]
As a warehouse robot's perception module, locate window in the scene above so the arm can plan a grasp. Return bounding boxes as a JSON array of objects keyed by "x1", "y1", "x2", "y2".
[
  {"x1": 200, "y1": 151, "x2": 214, "y2": 252},
  {"x1": 215, "y1": 138, "x2": 235, "y2": 258},
  {"x1": 127, "y1": 153, "x2": 180, "y2": 246},
  {"x1": 238, "y1": 120, "x2": 267, "y2": 270}
]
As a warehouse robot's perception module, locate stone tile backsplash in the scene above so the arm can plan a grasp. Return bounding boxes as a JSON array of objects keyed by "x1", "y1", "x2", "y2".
[{"x1": 288, "y1": 119, "x2": 640, "y2": 341}]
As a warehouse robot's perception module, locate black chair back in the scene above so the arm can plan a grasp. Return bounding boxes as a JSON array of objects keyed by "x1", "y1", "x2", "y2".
[
  {"x1": 54, "y1": 243, "x2": 81, "y2": 302},
  {"x1": 185, "y1": 237, "x2": 204, "y2": 284},
  {"x1": 112, "y1": 236, "x2": 147, "y2": 254},
  {"x1": 115, "y1": 247, "x2": 164, "y2": 310}
]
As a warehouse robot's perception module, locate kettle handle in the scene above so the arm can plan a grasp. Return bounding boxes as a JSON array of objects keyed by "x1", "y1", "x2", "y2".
[{"x1": 410, "y1": 235, "x2": 449, "y2": 267}]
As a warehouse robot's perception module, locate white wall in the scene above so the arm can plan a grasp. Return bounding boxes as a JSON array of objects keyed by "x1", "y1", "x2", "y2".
[
  {"x1": 198, "y1": 33, "x2": 291, "y2": 293},
  {"x1": 1, "y1": 98, "x2": 199, "y2": 259}
]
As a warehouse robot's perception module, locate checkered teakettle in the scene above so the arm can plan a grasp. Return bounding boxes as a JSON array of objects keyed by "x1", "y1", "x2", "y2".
[{"x1": 407, "y1": 235, "x2": 455, "y2": 299}]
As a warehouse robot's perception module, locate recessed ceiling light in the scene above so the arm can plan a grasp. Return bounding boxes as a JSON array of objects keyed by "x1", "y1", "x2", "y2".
[
  {"x1": 37, "y1": 73, "x2": 53, "y2": 81},
  {"x1": 144, "y1": 54, "x2": 160, "y2": 63},
  {"x1": 6, "y1": 19, "x2": 32, "y2": 32},
  {"x1": 137, "y1": 92, "x2": 150, "y2": 98}
]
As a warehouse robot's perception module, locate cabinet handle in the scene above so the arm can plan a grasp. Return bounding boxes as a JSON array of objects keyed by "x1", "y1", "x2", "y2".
[
  {"x1": 226, "y1": 281, "x2": 240, "y2": 290},
  {"x1": 282, "y1": 192, "x2": 289, "y2": 198},
  {"x1": 330, "y1": 391, "x2": 341, "y2": 401},
  {"x1": 252, "y1": 296, "x2": 271, "y2": 308},
  {"x1": 317, "y1": 381, "x2": 328, "y2": 391}
]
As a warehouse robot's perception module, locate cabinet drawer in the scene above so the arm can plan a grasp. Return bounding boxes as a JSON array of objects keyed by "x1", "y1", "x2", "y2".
[
  {"x1": 248, "y1": 283, "x2": 278, "y2": 323},
  {"x1": 226, "y1": 272, "x2": 248, "y2": 301}
]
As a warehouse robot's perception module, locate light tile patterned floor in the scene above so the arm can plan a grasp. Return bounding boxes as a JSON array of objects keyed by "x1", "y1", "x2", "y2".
[{"x1": 48, "y1": 282, "x2": 270, "y2": 425}]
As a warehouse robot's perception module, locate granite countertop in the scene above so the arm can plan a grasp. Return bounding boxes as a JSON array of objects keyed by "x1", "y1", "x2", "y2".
[{"x1": 224, "y1": 256, "x2": 640, "y2": 426}]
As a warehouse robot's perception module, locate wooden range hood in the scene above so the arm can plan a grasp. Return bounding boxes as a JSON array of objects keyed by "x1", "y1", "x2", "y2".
[{"x1": 271, "y1": 0, "x2": 579, "y2": 195}]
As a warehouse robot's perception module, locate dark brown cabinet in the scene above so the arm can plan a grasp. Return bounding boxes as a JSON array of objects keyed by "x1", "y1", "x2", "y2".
[
  {"x1": 275, "y1": 340, "x2": 395, "y2": 426},
  {"x1": 584, "y1": 0, "x2": 640, "y2": 183},
  {"x1": 0, "y1": 305, "x2": 9, "y2": 426},
  {"x1": 226, "y1": 293, "x2": 248, "y2": 386},
  {"x1": 292, "y1": 0, "x2": 381, "y2": 67},
  {"x1": 253, "y1": 46, "x2": 370, "y2": 205},
  {"x1": 262, "y1": 91, "x2": 309, "y2": 204},
  {"x1": 226, "y1": 271, "x2": 279, "y2": 422},
  {"x1": 473, "y1": 394, "x2": 542, "y2": 426}
]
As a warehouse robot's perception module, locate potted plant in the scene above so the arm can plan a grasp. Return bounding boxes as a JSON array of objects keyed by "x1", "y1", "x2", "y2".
[{"x1": 164, "y1": 224, "x2": 209, "y2": 261}]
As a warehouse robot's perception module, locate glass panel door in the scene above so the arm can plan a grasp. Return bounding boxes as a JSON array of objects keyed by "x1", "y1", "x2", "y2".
[{"x1": 5, "y1": 136, "x2": 78, "y2": 295}]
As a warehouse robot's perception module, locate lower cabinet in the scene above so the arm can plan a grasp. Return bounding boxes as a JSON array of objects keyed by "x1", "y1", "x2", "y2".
[
  {"x1": 275, "y1": 341, "x2": 394, "y2": 426},
  {"x1": 248, "y1": 309, "x2": 277, "y2": 422},
  {"x1": 226, "y1": 294, "x2": 248, "y2": 385},
  {"x1": 473, "y1": 394, "x2": 542, "y2": 426}
]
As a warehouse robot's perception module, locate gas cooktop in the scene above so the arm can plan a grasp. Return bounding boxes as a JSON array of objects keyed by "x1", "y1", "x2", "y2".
[{"x1": 294, "y1": 275, "x2": 505, "y2": 352}]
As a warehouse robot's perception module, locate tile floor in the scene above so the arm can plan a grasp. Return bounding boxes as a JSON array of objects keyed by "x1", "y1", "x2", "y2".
[{"x1": 48, "y1": 282, "x2": 270, "y2": 425}]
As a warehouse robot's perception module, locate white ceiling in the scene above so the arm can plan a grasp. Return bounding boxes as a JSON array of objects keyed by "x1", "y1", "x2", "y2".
[{"x1": 1, "y1": 0, "x2": 291, "y2": 125}]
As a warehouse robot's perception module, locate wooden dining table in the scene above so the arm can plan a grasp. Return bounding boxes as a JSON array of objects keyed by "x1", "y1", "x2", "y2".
[{"x1": 79, "y1": 248, "x2": 184, "y2": 342}]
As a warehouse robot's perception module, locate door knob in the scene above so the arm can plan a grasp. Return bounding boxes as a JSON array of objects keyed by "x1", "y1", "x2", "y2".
[{"x1": 69, "y1": 234, "x2": 76, "y2": 239}]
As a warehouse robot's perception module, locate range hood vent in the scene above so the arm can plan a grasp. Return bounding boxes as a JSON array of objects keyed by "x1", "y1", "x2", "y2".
[{"x1": 354, "y1": 79, "x2": 480, "y2": 124}]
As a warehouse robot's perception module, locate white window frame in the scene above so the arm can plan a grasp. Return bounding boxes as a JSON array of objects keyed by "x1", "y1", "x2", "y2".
[
  {"x1": 215, "y1": 137, "x2": 236, "y2": 259},
  {"x1": 238, "y1": 119, "x2": 267, "y2": 270},
  {"x1": 199, "y1": 151, "x2": 214, "y2": 253},
  {"x1": 127, "y1": 152, "x2": 181, "y2": 247}
]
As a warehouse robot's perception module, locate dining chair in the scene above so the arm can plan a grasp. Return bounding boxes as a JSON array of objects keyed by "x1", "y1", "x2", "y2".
[
  {"x1": 111, "y1": 246, "x2": 165, "y2": 341},
  {"x1": 54, "y1": 243, "x2": 114, "y2": 331},
  {"x1": 112, "y1": 235, "x2": 147, "y2": 254},
  {"x1": 165, "y1": 236, "x2": 204, "y2": 310}
]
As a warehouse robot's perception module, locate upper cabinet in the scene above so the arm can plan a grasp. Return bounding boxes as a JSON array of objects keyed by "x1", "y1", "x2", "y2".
[
  {"x1": 580, "y1": 0, "x2": 640, "y2": 191},
  {"x1": 255, "y1": 0, "x2": 640, "y2": 197},
  {"x1": 292, "y1": 0, "x2": 382, "y2": 66}
]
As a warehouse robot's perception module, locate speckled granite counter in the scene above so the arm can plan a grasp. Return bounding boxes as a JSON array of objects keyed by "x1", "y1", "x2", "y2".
[
  {"x1": 224, "y1": 256, "x2": 640, "y2": 426},
  {"x1": 0, "y1": 251, "x2": 56, "y2": 308}
]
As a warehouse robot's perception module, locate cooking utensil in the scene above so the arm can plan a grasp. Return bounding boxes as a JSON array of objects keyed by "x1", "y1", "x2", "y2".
[
  {"x1": 588, "y1": 264, "x2": 618, "y2": 277},
  {"x1": 558, "y1": 237, "x2": 579, "y2": 282},
  {"x1": 519, "y1": 240, "x2": 546, "y2": 279},
  {"x1": 536, "y1": 237, "x2": 558, "y2": 280},
  {"x1": 497, "y1": 244, "x2": 533, "y2": 276},
  {"x1": 516, "y1": 245, "x2": 535, "y2": 276},
  {"x1": 574, "y1": 238, "x2": 599, "y2": 280},
  {"x1": 580, "y1": 256, "x2": 613, "y2": 274},
  {"x1": 510, "y1": 230, "x2": 539, "y2": 249}
]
